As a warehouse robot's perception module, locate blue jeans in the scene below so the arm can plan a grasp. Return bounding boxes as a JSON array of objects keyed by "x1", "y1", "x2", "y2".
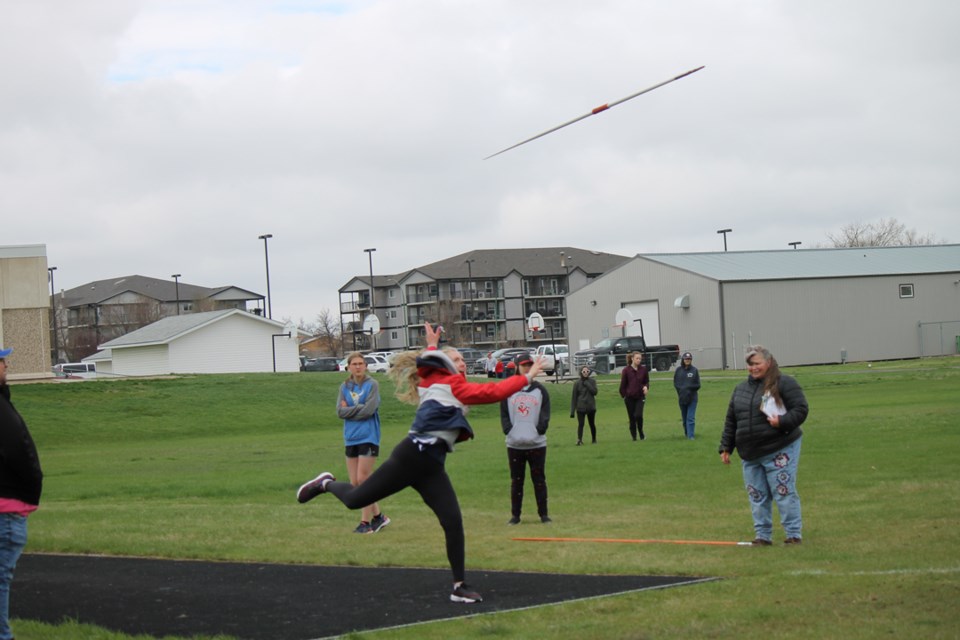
[
  {"x1": 0, "y1": 514, "x2": 27, "y2": 640},
  {"x1": 741, "y1": 438, "x2": 802, "y2": 541},
  {"x1": 679, "y1": 398, "x2": 698, "y2": 439}
]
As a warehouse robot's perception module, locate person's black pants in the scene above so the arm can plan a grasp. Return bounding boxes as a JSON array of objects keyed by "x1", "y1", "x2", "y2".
[
  {"x1": 326, "y1": 437, "x2": 465, "y2": 582},
  {"x1": 576, "y1": 410, "x2": 597, "y2": 443},
  {"x1": 624, "y1": 396, "x2": 645, "y2": 440},
  {"x1": 506, "y1": 446, "x2": 548, "y2": 518}
]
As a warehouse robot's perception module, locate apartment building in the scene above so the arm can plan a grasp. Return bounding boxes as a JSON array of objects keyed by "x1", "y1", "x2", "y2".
[{"x1": 338, "y1": 247, "x2": 629, "y2": 351}]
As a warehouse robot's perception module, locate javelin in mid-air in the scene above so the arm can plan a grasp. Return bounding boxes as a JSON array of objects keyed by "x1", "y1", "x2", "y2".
[{"x1": 484, "y1": 65, "x2": 705, "y2": 160}]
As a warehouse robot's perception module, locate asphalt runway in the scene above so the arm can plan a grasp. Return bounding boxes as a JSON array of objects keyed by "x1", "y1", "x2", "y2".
[{"x1": 14, "y1": 553, "x2": 713, "y2": 639}]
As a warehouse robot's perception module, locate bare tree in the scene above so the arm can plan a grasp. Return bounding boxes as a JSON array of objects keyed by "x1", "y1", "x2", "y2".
[
  {"x1": 826, "y1": 217, "x2": 939, "y2": 247},
  {"x1": 309, "y1": 309, "x2": 343, "y2": 356}
]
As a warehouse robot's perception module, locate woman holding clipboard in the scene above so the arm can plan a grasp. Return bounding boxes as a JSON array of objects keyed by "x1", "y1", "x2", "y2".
[{"x1": 719, "y1": 345, "x2": 809, "y2": 546}]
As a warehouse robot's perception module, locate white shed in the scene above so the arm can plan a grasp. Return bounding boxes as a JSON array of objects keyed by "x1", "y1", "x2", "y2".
[
  {"x1": 98, "y1": 309, "x2": 300, "y2": 375},
  {"x1": 567, "y1": 245, "x2": 960, "y2": 370}
]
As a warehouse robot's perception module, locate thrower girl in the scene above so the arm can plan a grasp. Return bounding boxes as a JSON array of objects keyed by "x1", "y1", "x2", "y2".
[{"x1": 297, "y1": 322, "x2": 545, "y2": 604}]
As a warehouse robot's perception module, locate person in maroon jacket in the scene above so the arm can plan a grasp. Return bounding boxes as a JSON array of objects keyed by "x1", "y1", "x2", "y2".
[
  {"x1": 619, "y1": 351, "x2": 649, "y2": 440},
  {"x1": 0, "y1": 347, "x2": 43, "y2": 640}
]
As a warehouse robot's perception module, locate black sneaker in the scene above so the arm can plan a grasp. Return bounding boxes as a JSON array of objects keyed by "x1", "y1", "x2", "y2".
[
  {"x1": 353, "y1": 521, "x2": 373, "y2": 534},
  {"x1": 450, "y1": 583, "x2": 483, "y2": 603},
  {"x1": 371, "y1": 513, "x2": 391, "y2": 532},
  {"x1": 784, "y1": 537, "x2": 802, "y2": 545},
  {"x1": 540, "y1": 515, "x2": 552, "y2": 524},
  {"x1": 751, "y1": 538, "x2": 773, "y2": 546},
  {"x1": 507, "y1": 516, "x2": 520, "y2": 525},
  {"x1": 296, "y1": 472, "x2": 334, "y2": 503}
]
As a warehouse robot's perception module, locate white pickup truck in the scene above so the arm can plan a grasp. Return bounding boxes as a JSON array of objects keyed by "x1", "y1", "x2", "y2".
[{"x1": 534, "y1": 344, "x2": 569, "y2": 376}]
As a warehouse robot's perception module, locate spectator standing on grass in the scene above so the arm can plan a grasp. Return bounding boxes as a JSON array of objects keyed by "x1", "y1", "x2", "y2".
[
  {"x1": 500, "y1": 353, "x2": 551, "y2": 525},
  {"x1": 673, "y1": 352, "x2": 701, "y2": 440},
  {"x1": 0, "y1": 347, "x2": 43, "y2": 640},
  {"x1": 484, "y1": 352, "x2": 497, "y2": 378},
  {"x1": 570, "y1": 366, "x2": 598, "y2": 445},
  {"x1": 619, "y1": 351, "x2": 649, "y2": 441},
  {"x1": 337, "y1": 352, "x2": 389, "y2": 534},
  {"x1": 719, "y1": 345, "x2": 809, "y2": 546},
  {"x1": 297, "y1": 323, "x2": 544, "y2": 604}
]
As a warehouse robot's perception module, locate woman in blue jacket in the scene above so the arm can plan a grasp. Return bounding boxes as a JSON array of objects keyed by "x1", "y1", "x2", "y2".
[{"x1": 337, "y1": 352, "x2": 389, "y2": 534}]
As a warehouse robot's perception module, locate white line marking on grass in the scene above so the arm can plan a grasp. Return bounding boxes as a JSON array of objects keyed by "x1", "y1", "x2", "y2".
[{"x1": 790, "y1": 567, "x2": 960, "y2": 576}]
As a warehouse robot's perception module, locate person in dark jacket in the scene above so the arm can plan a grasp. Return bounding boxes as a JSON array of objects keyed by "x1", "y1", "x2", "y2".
[
  {"x1": 0, "y1": 347, "x2": 43, "y2": 640},
  {"x1": 500, "y1": 353, "x2": 551, "y2": 525},
  {"x1": 619, "y1": 351, "x2": 649, "y2": 440},
  {"x1": 720, "y1": 345, "x2": 809, "y2": 546},
  {"x1": 673, "y1": 352, "x2": 701, "y2": 439},
  {"x1": 570, "y1": 366, "x2": 598, "y2": 445}
]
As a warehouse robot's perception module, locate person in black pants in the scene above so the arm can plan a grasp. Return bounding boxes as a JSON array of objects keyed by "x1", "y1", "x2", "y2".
[
  {"x1": 500, "y1": 353, "x2": 551, "y2": 525},
  {"x1": 570, "y1": 366, "x2": 598, "y2": 445},
  {"x1": 619, "y1": 351, "x2": 649, "y2": 440},
  {"x1": 296, "y1": 323, "x2": 544, "y2": 604}
]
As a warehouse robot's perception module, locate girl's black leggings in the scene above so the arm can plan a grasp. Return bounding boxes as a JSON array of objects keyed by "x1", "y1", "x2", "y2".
[
  {"x1": 576, "y1": 410, "x2": 597, "y2": 442},
  {"x1": 325, "y1": 437, "x2": 466, "y2": 582}
]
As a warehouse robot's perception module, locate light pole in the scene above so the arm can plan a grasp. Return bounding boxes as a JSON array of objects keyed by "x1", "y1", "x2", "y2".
[
  {"x1": 717, "y1": 228, "x2": 732, "y2": 252},
  {"x1": 560, "y1": 251, "x2": 573, "y2": 341},
  {"x1": 364, "y1": 248, "x2": 377, "y2": 349},
  {"x1": 48, "y1": 266, "x2": 59, "y2": 364},
  {"x1": 789, "y1": 241, "x2": 802, "y2": 250},
  {"x1": 258, "y1": 234, "x2": 273, "y2": 318},
  {"x1": 171, "y1": 274, "x2": 182, "y2": 315},
  {"x1": 465, "y1": 258, "x2": 475, "y2": 347}
]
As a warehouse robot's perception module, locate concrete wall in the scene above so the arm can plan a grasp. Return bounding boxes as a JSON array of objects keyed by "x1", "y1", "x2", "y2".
[{"x1": 0, "y1": 245, "x2": 52, "y2": 379}]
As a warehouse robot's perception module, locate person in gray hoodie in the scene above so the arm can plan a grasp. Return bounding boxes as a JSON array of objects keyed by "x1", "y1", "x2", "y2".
[{"x1": 500, "y1": 353, "x2": 551, "y2": 525}]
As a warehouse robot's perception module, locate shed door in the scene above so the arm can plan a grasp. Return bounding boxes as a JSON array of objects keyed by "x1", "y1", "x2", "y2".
[{"x1": 623, "y1": 301, "x2": 661, "y2": 346}]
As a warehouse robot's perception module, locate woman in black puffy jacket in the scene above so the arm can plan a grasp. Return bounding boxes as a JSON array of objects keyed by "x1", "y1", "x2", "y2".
[{"x1": 719, "y1": 345, "x2": 808, "y2": 546}]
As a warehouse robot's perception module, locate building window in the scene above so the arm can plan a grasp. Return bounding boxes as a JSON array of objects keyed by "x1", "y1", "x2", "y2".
[
  {"x1": 522, "y1": 279, "x2": 529, "y2": 296},
  {"x1": 391, "y1": 330, "x2": 399, "y2": 340},
  {"x1": 388, "y1": 289, "x2": 396, "y2": 299},
  {"x1": 899, "y1": 283, "x2": 914, "y2": 299}
]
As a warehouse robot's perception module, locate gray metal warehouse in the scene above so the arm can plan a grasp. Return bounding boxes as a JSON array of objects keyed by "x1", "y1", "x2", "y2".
[{"x1": 566, "y1": 245, "x2": 960, "y2": 370}]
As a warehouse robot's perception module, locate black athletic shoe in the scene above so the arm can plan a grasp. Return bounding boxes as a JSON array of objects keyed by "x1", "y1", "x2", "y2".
[
  {"x1": 540, "y1": 515, "x2": 552, "y2": 524},
  {"x1": 451, "y1": 583, "x2": 483, "y2": 603},
  {"x1": 751, "y1": 538, "x2": 773, "y2": 546},
  {"x1": 784, "y1": 537, "x2": 802, "y2": 545},
  {"x1": 296, "y1": 472, "x2": 334, "y2": 503},
  {"x1": 371, "y1": 513, "x2": 391, "y2": 532},
  {"x1": 507, "y1": 516, "x2": 520, "y2": 525}
]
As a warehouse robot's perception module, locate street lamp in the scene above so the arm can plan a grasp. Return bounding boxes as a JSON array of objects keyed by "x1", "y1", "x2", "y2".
[
  {"x1": 258, "y1": 234, "x2": 273, "y2": 318},
  {"x1": 465, "y1": 258, "x2": 476, "y2": 347},
  {"x1": 364, "y1": 248, "x2": 377, "y2": 349},
  {"x1": 48, "y1": 266, "x2": 59, "y2": 364},
  {"x1": 717, "y1": 228, "x2": 733, "y2": 252},
  {"x1": 171, "y1": 274, "x2": 182, "y2": 315},
  {"x1": 788, "y1": 241, "x2": 802, "y2": 250}
]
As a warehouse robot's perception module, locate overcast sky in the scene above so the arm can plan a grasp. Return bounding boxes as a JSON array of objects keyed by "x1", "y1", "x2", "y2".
[{"x1": 3, "y1": 1, "x2": 957, "y2": 325}]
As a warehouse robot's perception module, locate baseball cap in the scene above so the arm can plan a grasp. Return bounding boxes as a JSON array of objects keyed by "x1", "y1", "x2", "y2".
[
  {"x1": 515, "y1": 353, "x2": 534, "y2": 366},
  {"x1": 0, "y1": 347, "x2": 11, "y2": 358},
  {"x1": 682, "y1": 352, "x2": 692, "y2": 360}
]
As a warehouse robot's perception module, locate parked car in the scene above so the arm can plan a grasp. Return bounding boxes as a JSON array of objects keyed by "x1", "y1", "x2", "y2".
[
  {"x1": 364, "y1": 354, "x2": 390, "y2": 373},
  {"x1": 52, "y1": 362, "x2": 98, "y2": 379},
  {"x1": 337, "y1": 357, "x2": 349, "y2": 372},
  {"x1": 301, "y1": 357, "x2": 340, "y2": 372},
  {"x1": 534, "y1": 344, "x2": 570, "y2": 376},
  {"x1": 491, "y1": 347, "x2": 536, "y2": 367},
  {"x1": 457, "y1": 348, "x2": 484, "y2": 374}
]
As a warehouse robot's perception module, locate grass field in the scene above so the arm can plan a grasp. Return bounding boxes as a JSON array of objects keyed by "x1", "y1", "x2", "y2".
[{"x1": 9, "y1": 357, "x2": 960, "y2": 639}]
